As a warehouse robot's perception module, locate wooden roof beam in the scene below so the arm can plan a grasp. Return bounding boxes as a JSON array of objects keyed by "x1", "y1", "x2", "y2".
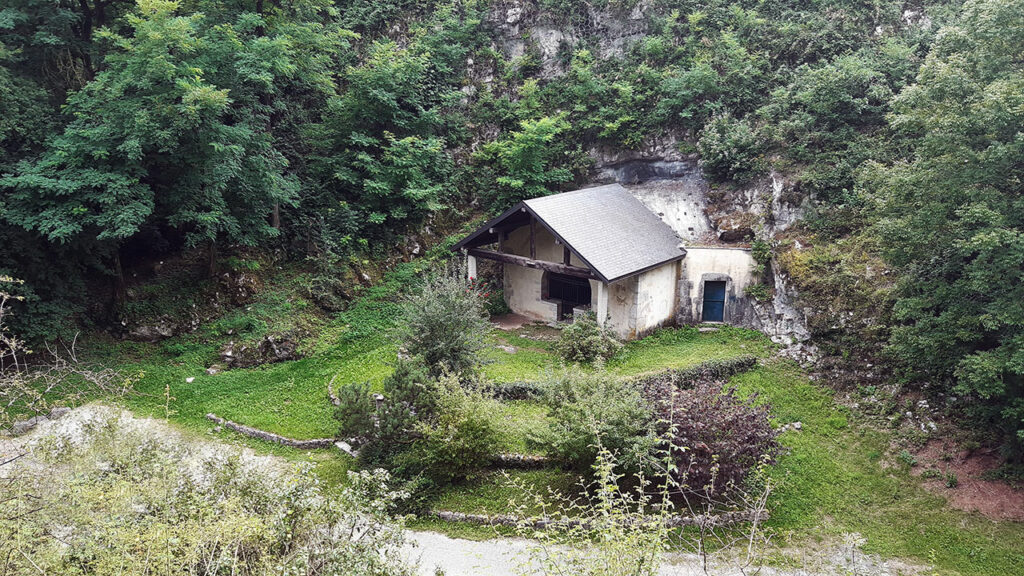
[{"x1": 467, "y1": 248, "x2": 598, "y2": 280}]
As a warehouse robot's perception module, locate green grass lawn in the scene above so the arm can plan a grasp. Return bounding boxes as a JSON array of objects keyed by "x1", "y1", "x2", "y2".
[
  {"x1": 83, "y1": 271, "x2": 1023, "y2": 575},
  {"x1": 103, "y1": 316, "x2": 772, "y2": 443},
  {"x1": 492, "y1": 400, "x2": 550, "y2": 455},
  {"x1": 732, "y1": 361, "x2": 1024, "y2": 576}
]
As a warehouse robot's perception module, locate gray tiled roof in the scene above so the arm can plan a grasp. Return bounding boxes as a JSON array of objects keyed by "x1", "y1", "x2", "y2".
[{"x1": 524, "y1": 184, "x2": 684, "y2": 282}]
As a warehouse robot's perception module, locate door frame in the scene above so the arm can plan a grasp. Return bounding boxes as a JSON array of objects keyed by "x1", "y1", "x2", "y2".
[{"x1": 694, "y1": 273, "x2": 733, "y2": 324}]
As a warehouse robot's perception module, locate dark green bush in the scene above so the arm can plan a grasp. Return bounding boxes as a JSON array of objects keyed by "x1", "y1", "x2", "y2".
[
  {"x1": 555, "y1": 312, "x2": 621, "y2": 364},
  {"x1": 334, "y1": 380, "x2": 377, "y2": 441},
  {"x1": 540, "y1": 368, "x2": 655, "y2": 474},
  {"x1": 337, "y1": 358, "x2": 437, "y2": 467},
  {"x1": 483, "y1": 381, "x2": 546, "y2": 400},
  {"x1": 335, "y1": 360, "x2": 500, "y2": 485},
  {"x1": 396, "y1": 377, "x2": 501, "y2": 484}
]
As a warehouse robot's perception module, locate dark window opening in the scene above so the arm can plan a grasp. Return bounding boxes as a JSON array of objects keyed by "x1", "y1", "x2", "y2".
[
  {"x1": 702, "y1": 280, "x2": 726, "y2": 322},
  {"x1": 545, "y1": 273, "x2": 592, "y2": 320}
]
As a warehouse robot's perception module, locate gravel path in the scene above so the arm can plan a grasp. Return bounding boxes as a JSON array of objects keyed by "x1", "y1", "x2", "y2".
[
  {"x1": 405, "y1": 531, "x2": 756, "y2": 576},
  {"x1": 405, "y1": 531, "x2": 926, "y2": 576}
]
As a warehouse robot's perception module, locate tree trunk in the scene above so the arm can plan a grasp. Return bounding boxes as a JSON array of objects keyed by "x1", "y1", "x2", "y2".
[
  {"x1": 208, "y1": 241, "x2": 218, "y2": 277},
  {"x1": 113, "y1": 250, "x2": 126, "y2": 304}
]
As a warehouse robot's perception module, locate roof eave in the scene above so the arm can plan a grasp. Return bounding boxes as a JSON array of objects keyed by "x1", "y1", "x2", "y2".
[
  {"x1": 452, "y1": 202, "x2": 528, "y2": 252},
  {"x1": 603, "y1": 252, "x2": 686, "y2": 284}
]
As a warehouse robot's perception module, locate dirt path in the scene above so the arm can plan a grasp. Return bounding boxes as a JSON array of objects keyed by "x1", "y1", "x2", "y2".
[{"x1": 405, "y1": 531, "x2": 925, "y2": 576}]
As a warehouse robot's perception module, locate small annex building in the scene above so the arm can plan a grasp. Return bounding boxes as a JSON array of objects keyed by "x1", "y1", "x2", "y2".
[{"x1": 454, "y1": 184, "x2": 759, "y2": 340}]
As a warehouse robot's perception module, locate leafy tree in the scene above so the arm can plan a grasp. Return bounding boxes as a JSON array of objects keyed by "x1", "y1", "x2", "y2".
[
  {"x1": 1, "y1": 0, "x2": 300, "y2": 256},
  {"x1": 0, "y1": 46, "x2": 52, "y2": 170},
  {"x1": 475, "y1": 114, "x2": 574, "y2": 209},
  {"x1": 310, "y1": 39, "x2": 452, "y2": 240},
  {"x1": 870, "y1": 0, "x2": 1024, "y2": 458}
]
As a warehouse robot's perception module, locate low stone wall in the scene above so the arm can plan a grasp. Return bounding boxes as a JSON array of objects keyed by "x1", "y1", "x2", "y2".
[
  {"x1": 205, "y1": 413, "x2": 335, "y2": 449},
  {"x1": 491, "y1": 453, "x2": 548, "y2": 468},
  {"x1": 431, "y1": 509, "x2": 764, "y2": 530}
]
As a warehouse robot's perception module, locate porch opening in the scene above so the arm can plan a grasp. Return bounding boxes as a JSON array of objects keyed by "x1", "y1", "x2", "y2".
[
  {"x1": 702, "y1": 280, "x2": 726, "y2": 322},
  {"x1": 544, "y1": 272, "x2": 592, "y2": 320}
]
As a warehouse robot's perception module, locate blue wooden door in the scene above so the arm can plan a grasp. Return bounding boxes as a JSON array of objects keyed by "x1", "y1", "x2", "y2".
[{"x1": 702, "y1": 281, "x2": 726, "y2": 322}]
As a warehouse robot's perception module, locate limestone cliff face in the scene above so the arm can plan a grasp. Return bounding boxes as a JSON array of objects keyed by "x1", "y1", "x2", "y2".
[
  {"x1": 487, "y1": 0, "x2": 649, "y2": 78},
  {"x1": 599, "y1": 154, "x2": 814, "y2": 352},
  {"x1": 481, "y1": 1, "x2": 816, "y2": 353}
]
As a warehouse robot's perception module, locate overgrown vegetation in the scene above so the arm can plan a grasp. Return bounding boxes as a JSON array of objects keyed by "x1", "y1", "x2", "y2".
[
  {"x1": 553, "y1": 311, "x2": 621, "y2": 364},
  {"x1": 3, "y1": 0, "x2": 1024, "y2": 572},
  {"x1": 394, "y1": 264, "x2": 489, "y2": 379},
  {"x1": 1, "y1": 406, "x2": 416, "y2": 575},
  {"x1": 539, "y1": 368, "x2": 654, "y2": 474},
  {"x1": 645, "y1": 380, "x2": 779, "y2": 495}
]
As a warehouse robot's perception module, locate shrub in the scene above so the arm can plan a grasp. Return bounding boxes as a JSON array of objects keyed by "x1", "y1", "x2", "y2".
[
  {"x1": 1, "y1": 406, "x2": 415, "y2": 576},
  {"x1": 396, "y1": 376, "x2": 501, "y2": 484},
  {"x1": 469, "y1": 275, "x2": 511, "y2": 316},
  {"x1": 540, "y1": 368, "x2": 655, "y2": 473},
  {"x1": 338, "y1": 358, "x2": 437, "y2": 467},
  {"x1": 336, "y1": 360, "x2": 500, "y2": 486},
  {"x1": 555, "y1": 312, "x2": 621, "y2": 364},
  {"x1": 645, "y1": 380, "x2": 779, "y2": 496},
  {"x1": 484, "y1": 380, "x2": 546, "y2": 400},
  {"x1": 898, "y1": 449, "x2": 917, "y2": 467},
  {"x1": 745, "y1": 283, "x2": 773, "y2": 302},
  {"x1": 631, "y1": 355, "x2": 757, "y2": 390},
  {"x1": 334, "y1": 379, "x2": 377, "y2": 440},
  {"x1": 697, "y1": 113, "x2": 765, "y2": 183},
  {"x1": 394, "y1": 264, "x2": 489, "y2": 378}
]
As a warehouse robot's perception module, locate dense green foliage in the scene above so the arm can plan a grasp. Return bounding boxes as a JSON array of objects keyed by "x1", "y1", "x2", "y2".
[
  {"x1": 540, "y1": 368, "x2": 654, "y2": 473},
  {"x1": 553, "y1": 310, "x2": 620, "y2": 364},
  {"x1": 2, "y1": 0, "x2": 1023, "y2": 457},
  {"x1": 869, "y1": 0, "x2": 1024, "y2": 458},
  {"x1": 336, "y1": 360, "x2": 501, "y2": 490}
]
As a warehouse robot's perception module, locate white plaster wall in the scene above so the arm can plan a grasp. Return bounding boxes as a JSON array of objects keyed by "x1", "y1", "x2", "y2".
[
  {"x1": 680, "y1": 247, "x2": 756, "y2": 324},
  {"x1": 501, "y1": 224, "x2": 591, "y2": 322},
  {"x1": 604, "y1": 276, "x2": 638, "y2": 339},
  {"x1": 635, "y1": 261, "x2": 680, "y2": 335},
  {"x1": 502, "y1": 225, "x2": 555, "y2": 321}
]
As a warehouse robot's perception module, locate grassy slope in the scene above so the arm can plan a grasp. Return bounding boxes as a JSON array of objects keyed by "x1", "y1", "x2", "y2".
[
  {"x1": 733, "y1": 362, "x2": 1024, "y2": 576},
  {"x1": 86, "y1": 264, "x2": 1023, "y2": 575}
]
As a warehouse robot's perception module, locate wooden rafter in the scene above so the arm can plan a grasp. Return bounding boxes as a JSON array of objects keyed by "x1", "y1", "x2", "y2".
[{"x1": 467, "y1": 248, "x2": 598, "y2": 280}]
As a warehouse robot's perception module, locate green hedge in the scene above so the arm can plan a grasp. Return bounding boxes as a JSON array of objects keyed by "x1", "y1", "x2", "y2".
[{"x1": 630, "y1": 355, "x2": 758, "y2": 390}]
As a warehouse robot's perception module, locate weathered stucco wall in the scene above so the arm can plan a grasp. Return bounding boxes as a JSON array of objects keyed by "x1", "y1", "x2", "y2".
[
  {"x1": 678, "y1": 247, "x2": 758, "y2": 327},
  {"x1": 603, "y1": 276, "x2": 638, "y2": 339},
  {"x1": 501, "y1": 224, "x2": 591, "y2": 322},
  {"x1": 636, "y1": 261, "x2": 680, "y2": 336}
]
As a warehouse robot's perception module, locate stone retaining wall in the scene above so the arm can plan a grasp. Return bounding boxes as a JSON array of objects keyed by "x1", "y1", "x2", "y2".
[{"x1": 205, "y1": 413, "x2": 335, "y2": 449}]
